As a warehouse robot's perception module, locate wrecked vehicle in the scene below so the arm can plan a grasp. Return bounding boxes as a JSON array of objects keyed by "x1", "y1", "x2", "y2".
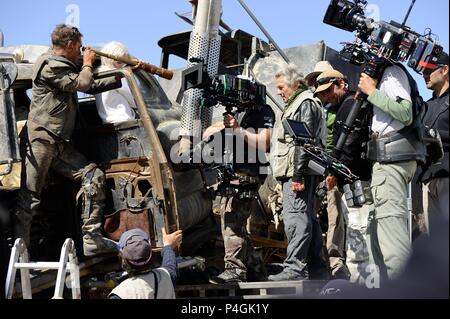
[{"x1": 0, "y1": 1, "x2": 363, "y2": 298}]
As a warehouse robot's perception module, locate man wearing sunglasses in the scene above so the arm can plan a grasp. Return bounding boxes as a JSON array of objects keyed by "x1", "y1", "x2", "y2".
[
  {"x1": 313, "y1": 70, "x2": 372, "y2": 281},
  {"x1": 419, "y1": 51, "x2": 449, "y2": 234},
  {"x1": 13, "y1": 24, "x2": 122, "y2": 257}
]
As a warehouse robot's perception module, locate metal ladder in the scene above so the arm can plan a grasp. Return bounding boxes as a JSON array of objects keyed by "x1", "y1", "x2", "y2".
[{"x1": 5, "y1": 238, "x2": 81, "y2": 299}]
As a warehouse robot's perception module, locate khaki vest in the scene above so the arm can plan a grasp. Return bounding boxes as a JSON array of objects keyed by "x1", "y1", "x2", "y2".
[
  {"x1": 109, "y1": 268, "x2": 176, "y2": 299},
  {"x1": 273, "y1": 90, "x2": 319, "y2": 180}
]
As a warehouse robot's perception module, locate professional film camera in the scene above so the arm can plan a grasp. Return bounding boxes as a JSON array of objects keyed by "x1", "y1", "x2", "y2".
[
  {"x1": 209, "y1": 164, "x2": 260, "y2": 201},
  {"x1": 182, "y1": 60, "x2": 267, "y2": 201},
  {"x1": 182, "y1": 59, "x2": 266, "y2": 113},
  {"x1": 323, "y1": 0, "x2": 444, "y2": 163},
  {"x1": 283, "y1": 119, "x2": 366, "y2": 207},
  {"x1": 323, "y1": 0, "x2": 443, "y2": 77}
]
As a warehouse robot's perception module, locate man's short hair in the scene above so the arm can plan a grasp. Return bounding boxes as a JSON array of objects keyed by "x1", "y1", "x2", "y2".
[{"x1": 51, "y1": 24, "x2": 83, "y2": 48}]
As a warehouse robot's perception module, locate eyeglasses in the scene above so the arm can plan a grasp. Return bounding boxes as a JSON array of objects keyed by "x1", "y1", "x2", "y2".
[
  {"x1": 69, "y1": 26, "x2": 81, "y2": 38},
  {"x1": 423, "y1": 64, "x2": 445, "y2": 76}
]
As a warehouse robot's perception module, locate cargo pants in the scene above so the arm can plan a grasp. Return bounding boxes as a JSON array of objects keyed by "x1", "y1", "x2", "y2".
[{"x1": 367, "y1": 161, "x2": 417, "y2": 281}]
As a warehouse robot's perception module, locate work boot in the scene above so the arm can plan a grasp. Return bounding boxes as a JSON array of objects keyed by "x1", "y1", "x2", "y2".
[
  {"x1": 268, "y1": 270, "x2": 308, "y2": 281},
  {"x1": 80, "y1": 166, "x2": 117, "y2": 256},
  {"x1": 209, "y1": 268, "x2": 247, "y2": 284},
  {"x1": 83, "y1": 231, "x2": 118, "y2": 257}
]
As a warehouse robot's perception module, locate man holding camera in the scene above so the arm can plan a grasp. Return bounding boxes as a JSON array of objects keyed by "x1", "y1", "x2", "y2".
[
  {"x1": 269, "y1": 64, "x2": 328, "y2": 281},
  {"x1": 205, "y1": 103, "x2": 275, "y2": 284},
  {"x1": 313, "y1": 69, "x2": 372, "y2": 280},
  {"x1": 359, "y1": 62, "x2": 420, "y2": 281}
]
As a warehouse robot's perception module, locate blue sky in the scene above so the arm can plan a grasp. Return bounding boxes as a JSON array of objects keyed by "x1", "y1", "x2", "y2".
[{"x1": 1, "y1": 0, "x2": 448, "y2": 99}]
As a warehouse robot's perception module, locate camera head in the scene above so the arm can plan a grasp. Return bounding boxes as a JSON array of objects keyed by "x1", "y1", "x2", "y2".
[
  {"x1": 181, "y1": 60, "x2": 266, "y2": 111},
  {"x1": 323, "y1": 0, "x2": 443, "y2": 76}
]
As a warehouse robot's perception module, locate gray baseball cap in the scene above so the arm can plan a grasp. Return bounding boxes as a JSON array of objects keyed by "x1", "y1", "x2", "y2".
[{"x1": 118, "y1": 228, "x2": 152, "y2": 267}]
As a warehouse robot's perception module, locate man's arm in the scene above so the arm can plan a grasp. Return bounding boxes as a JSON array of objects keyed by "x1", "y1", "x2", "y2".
[
  {"x1": 160, "y1": 246, "x2": 177, "y2": 285},
  {"x1": 161, "y1": 229, "x2": 182, "y2": 285},
  {"x1": 224, "y1": 106, "x2": 274, "y2": 152},
  {"x1": 41, "y1": 48, "x2": 120, "y2": 94},
  {"x1": 359, "y1": 66, "x2": 413, "y2": 126}
]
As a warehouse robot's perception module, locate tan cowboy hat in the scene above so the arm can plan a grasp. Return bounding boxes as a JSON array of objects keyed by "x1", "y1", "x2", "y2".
[
  {"x1": 313, "y1": 70, "x2": 346, "y2": 96},
  {"x1": 305, "y1": 61, "x2": 334, "y2": 86}
]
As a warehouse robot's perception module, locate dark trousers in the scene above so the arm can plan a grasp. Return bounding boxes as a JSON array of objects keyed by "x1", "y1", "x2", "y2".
[{"x1": 281, "y1": 177, "x2": 328, "y2": 278}]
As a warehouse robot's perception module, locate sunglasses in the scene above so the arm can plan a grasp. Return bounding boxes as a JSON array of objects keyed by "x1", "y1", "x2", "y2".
[
  {"x1": 315, "y1": 77, "x2": 339, "y2": 88},
  {"x1": 423, "y1": 64, "x2": 445, "y2": 76}
]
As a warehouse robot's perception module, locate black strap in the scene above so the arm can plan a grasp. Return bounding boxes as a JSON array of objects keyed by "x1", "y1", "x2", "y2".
[{"x1": 151, "y1": 270, "x2": 159, "y2": 299}]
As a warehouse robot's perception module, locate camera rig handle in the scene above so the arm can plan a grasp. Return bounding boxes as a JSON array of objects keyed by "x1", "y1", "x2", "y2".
[{"x1": 334, "y1": 51, "x2": 387, "y2": 158}]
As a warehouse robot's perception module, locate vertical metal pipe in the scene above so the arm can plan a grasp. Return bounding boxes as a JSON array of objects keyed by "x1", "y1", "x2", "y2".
[{"x1": 180, "y1": 0, "x2": 223, "y2": 156}]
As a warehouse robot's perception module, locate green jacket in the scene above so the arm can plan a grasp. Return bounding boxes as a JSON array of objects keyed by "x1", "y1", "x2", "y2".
[{"x1": 28, "y1": 53, "x2": 120, "y2": 142}]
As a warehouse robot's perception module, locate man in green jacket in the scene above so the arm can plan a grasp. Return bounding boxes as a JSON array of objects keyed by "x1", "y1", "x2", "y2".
[{"x1": 13, "y1": 24, "x2": 122, "y2": 256}]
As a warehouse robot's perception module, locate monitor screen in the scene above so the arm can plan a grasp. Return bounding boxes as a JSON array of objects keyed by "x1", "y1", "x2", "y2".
[{"x1": 283, "y1": 119, "x2": 312, "y2": 139}]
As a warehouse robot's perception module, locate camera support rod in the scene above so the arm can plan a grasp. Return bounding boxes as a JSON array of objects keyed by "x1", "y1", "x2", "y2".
[
  {"x1": 237, "y1": 0, "x2": 291, "y2": 64},
  {"x1": 401, "y1": 0, "x2": 416, "y2": 28},
  {"x1": 333, "y1": 94, "x2": 366, "y2": 158}
]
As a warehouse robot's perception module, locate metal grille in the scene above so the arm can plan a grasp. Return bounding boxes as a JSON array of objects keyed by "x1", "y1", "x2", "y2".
[
  {"x1": 200, "y1": 34, "x2": 222, "y2": 131},
  {"x1": 180, "y1": 32, "x2": 210, "y2": 138}
]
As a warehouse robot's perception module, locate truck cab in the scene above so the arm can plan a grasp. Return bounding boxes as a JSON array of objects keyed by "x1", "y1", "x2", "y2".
[{"x1": 0, "y1": 45, "x2": 217, "y2": 292}]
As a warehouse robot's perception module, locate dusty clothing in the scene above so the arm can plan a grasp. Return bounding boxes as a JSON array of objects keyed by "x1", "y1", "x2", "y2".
[
  {"x1": 220, "y1": 197, "x2": 257, "y2": 272},
  {"x1": 28, "y1": 52, "x2": 119, "y2": 142},
  {"x1": 274, "y1": 88, "x2": 327, "y2": 278},
  {"x1": 344, "y1": 197, "x2": 371, "y2": 285},
  {"x1": 217, "y1": 105, "x2": 274, "y2": 276},
  {"x1": 14, "y1": 52, "x2": 119, "y2": 255},
  {"x1": 281, "y1": 178, "x2": 328, "y2": 278}
]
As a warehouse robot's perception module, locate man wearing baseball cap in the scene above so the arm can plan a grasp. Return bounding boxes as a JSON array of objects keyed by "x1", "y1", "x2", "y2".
[
  {"x1": 419, "y1": 51, "x2": 449, "y2": 234},
  {"x1": 108, "y1": 228, "x2": 182, "y2": 299}
]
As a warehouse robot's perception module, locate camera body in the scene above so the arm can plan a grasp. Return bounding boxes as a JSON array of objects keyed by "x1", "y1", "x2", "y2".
[
  {"x1": 182, "y1": 60, "x2": 266, "y2": 111},
  {"x1": 213, "y1": 164, "x2": 260, "y2": 201},
  {"x1": 323, "y1": 0, "x2": 443, "y2": 75},
  {"x1": 283, "y1": 119, "x2": 366, "y2": 207}
]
